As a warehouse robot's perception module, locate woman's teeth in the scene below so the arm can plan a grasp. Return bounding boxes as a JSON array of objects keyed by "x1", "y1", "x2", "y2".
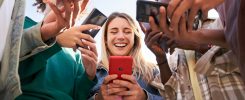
[{"x1": 115, "y1": 43, "x2": 127, "y2": 47}]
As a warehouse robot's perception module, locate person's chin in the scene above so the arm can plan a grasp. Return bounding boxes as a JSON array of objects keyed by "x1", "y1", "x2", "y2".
[{"x1": 114, "y1": 52, "x2": 126, "y2": 56}]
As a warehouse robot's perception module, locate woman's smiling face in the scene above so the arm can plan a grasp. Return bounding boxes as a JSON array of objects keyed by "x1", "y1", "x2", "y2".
[{"x1": 106, "y1": 17, "x2": 135, "y2": 56}]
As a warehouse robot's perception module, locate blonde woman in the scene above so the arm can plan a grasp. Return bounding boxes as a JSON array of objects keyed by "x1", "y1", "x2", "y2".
[{"x1": 88, "y1": 12, "x2": 163, "y2": 100}]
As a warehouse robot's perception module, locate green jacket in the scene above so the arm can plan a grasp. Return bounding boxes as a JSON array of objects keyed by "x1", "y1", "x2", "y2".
[
  {"x1": 16, "y1": 17, "x2": 97, "y2": 100},
  {"x1": 1, "y1": 1, "x2": 56, "y2": 99},
  {"x1": 17, "y1": 43, "x2": 97, "y2": 100}
]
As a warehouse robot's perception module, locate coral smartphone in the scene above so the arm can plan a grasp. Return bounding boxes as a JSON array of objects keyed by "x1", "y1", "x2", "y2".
[
  {"x1": 81, "y1": 8, "x2": 107, "y2": 38},
  {"x1": 109, "y1": 56, "x2": 133, "y2": 80}
]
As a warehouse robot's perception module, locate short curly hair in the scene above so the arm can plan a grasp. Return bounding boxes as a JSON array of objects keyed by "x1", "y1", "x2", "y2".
[{"x1": 33, "y1": 0, "x2": 46, "y2": 12}]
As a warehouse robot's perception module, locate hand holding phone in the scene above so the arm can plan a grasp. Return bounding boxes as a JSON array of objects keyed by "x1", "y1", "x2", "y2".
[
  {"x1": 137, "y1": 1, "x2": 169, "y2": 53},
  {"x1": 136, "y1": 1, "x2": 169, "y2": 25},
  {"x1": 109, "y1": 56, "x2": 133, "y2": 80},
  {"x1": 81, "y1": 8, "x2": 107, "y2": 38}
]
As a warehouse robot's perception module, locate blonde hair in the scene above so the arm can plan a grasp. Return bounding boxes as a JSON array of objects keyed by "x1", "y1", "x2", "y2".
[{"x1": 99, "y1": 12, "x2": 156, "y2": 83}]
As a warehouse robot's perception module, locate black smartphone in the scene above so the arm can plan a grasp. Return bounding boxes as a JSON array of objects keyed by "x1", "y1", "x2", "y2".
[
  {"x1": 136, "y1": 0, "x2": 169, "y2": 25},
  {"x1": 81, "y1": 8, "x2": 107, "y2": 38},
  {"x1": 137, "y1": 1, "x2": 169, "y2": 53}
]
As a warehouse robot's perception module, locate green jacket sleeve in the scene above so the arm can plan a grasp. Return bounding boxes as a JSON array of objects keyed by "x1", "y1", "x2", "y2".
[
  {"x1": 74, "y1": 72, "x2": 98, "y2": 100},
  {"x1": 20, "y1": 22, "x2": 56, "y2": 61},
  {"x1": 73, "y1": 53, "x2": 98, "y2": 100},
  {"x1": 19, "y1": 43, "x2": 61, "y2": 82}
]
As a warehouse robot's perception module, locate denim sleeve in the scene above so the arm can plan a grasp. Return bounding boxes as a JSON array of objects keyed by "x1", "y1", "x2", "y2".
[{"x1": 144, "y1": 89, "x2": 164, "y2": 100}]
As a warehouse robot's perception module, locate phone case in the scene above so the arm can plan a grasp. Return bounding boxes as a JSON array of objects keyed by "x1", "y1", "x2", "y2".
[
  {"x1": 136, "y1": 0, "x2": 168, "y2": 23},
  {"x1": 81, "y1": 8, "x2": 107, "y2": 38},
  {"x1": 109, "y1": 56, "x2": 133, "y2": 80}
]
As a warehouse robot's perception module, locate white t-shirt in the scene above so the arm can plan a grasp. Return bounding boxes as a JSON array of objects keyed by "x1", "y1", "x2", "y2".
[{"x1": 0, "y1": 0, "x2": 15, "y2": 61}]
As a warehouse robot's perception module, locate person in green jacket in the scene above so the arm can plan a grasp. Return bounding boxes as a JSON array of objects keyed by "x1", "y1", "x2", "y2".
[
  {"x1": 17, "y1": 39, "x2": 98, "y2": 100},
  {"x1": 0, "y1": 0, "x2": 81, "y2": 99},
  {"x1": 16, "y1": 4, "x2": 100, "y2": 100}
]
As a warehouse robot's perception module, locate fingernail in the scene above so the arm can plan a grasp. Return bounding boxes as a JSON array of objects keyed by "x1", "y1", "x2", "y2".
[
  {"x1": 95, "y1": 26, "x2": 101, "y2": 30},
  {"x1": 82, "y1": 39, "x2": 87, "y2": 43}
]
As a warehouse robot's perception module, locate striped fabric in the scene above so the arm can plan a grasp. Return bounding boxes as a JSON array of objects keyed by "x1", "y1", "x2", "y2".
[
  {"x1": 196, "y1": 46, "x2": 245, "y2": 100},
  {"x1": 151, "y1": 47, "x2": 245, "y2": 100}
]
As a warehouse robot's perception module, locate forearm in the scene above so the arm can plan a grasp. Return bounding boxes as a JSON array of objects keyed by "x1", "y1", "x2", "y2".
[
  {"x1": 191, "y1": 29, "x2": 228, "y2": 48},
  {"x1": 40, "y1": 22, "x2": 61, "y2": 41},
  {"x1": 156, "y1": 55, "x2": 172, "y2": 84}
]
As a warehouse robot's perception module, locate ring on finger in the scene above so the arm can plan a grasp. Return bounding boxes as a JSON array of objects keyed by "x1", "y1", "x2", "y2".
[{"x1": 127, "y1": 90, "x2": 131, "y2": 95}]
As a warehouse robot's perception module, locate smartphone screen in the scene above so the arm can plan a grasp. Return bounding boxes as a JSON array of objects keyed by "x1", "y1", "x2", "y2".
[
  {"x1": 109, "y1": 56, "x2": 133, "y2": 80},
  {"x1": 81, "y1": 8, "x2": 107, "y2": 38}
]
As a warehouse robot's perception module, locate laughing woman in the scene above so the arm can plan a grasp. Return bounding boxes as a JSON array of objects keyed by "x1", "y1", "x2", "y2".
[{"x1": 88, "y1": 12, "x2": 164, "y2": 100}]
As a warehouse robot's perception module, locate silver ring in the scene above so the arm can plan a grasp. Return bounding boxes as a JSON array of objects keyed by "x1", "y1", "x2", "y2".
[{"x1": 127, "y1": 90, "x2": 131, "y2": 95}]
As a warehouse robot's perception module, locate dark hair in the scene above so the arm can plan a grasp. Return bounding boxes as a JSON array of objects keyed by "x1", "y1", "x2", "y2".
[{"x1": 33, "y1": 0, "x2": 46, "y2": 12}]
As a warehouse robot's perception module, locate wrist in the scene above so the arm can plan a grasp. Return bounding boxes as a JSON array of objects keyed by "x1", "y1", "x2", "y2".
[
  {"x1": 156, "y1": 54, "x2": 167, "y2": 65},
  {"x1": 195, "y1": 43, "x2": 212, "y2": 54}
]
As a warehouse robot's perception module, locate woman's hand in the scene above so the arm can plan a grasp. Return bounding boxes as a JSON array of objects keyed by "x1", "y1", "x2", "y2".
[
  {"x1": 40, "y1": 0, "x2": 89, "y2": 41},
  {"x1": 56, "y1": 24, "x2": 100, "y2": 50},
  {"x1": 96, "y1": 75, "x2": 126, "y2": 100},
  {"x1": 112, "y1": 75, "x2": 147, "y2": 100},
  {"x1": 56, "y1": 24, "x2": 100, "y2": 81},
  {"x1": 78, "y1": 38, "x2": 98, "y2": 80}
]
